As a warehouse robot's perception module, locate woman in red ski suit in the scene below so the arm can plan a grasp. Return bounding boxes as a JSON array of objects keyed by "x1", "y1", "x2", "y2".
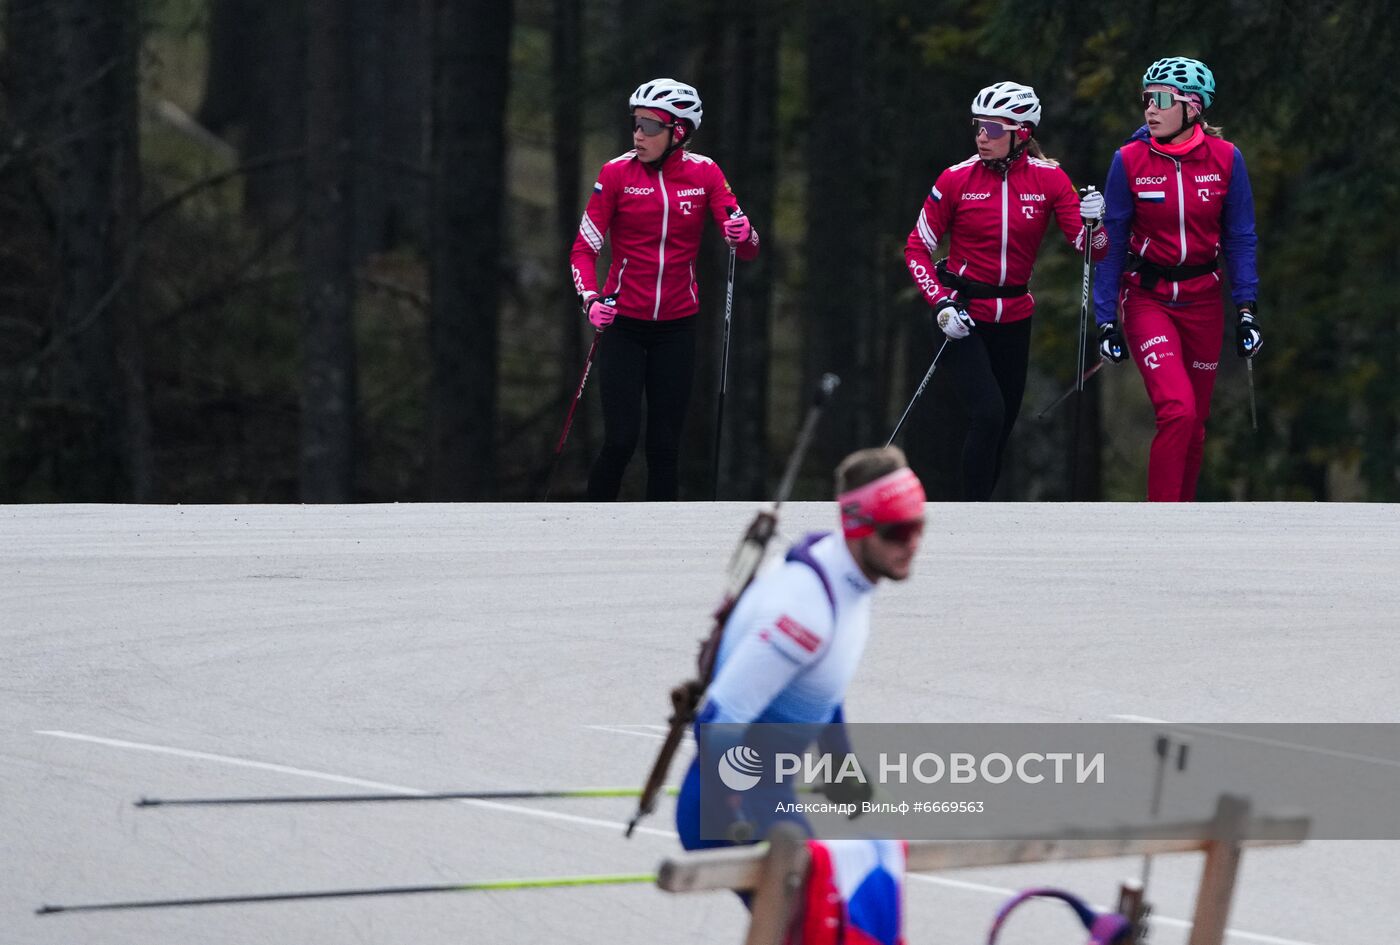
[
  {"x1": 905, "y1": 81, "x2": 1107, "y2": 500},
  {"x1": 1094, "y1": 57, "x2": 1261, "y2": 501},
  {"x1": 569, "y1": 78, "x2": 759, "y2": 500}
]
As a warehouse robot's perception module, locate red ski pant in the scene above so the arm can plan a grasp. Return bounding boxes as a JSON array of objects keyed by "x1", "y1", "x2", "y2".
[{"x1": 1121, "y1": 290, "x2": 1224, "y2": 502}]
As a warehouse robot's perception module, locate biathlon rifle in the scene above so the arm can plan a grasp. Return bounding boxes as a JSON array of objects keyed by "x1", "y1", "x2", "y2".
[{"x1": 625, "y1": 373, "x2": 840, "y2": 837}]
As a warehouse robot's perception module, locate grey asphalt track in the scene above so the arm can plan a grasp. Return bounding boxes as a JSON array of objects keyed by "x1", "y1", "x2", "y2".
[{"x1": 4, "y1": 501, "x2": 1398, "y2": 944}]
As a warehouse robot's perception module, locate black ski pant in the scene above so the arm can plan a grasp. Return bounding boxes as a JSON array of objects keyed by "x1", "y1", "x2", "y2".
[
  {"x1": 587, "y1": 315, "x2": 696, "y2": 501},
  {"x1": 943, "y1": 317, "x2": 1032, "y2": 501}
]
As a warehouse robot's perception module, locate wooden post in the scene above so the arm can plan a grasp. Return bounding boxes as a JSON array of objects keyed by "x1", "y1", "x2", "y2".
[
  {"x1": 1116, "y1": 877, "x2": 1148, "y2": 942},
  {"x1": 1186, "y1": 794, "x2": 1249, "y2": 945},
  {"x1": 744, "y1": 823, "x2": 810, "y2": 945}
]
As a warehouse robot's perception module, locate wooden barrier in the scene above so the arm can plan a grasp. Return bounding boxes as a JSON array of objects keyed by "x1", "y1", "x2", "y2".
[{"x1": 655, "y1": 794, "x2": 1308, "y2": 945}]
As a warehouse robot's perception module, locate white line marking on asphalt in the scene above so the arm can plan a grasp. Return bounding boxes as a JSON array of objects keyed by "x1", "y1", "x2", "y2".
[
  {"x1": 38, "y1": 728, "x2": 1322, "y2": 944},
  {"x1": 584, "y1": 724, "x2": 682, "y2": 741}
]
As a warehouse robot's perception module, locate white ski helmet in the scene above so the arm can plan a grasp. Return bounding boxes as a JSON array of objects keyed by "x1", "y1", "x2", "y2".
[
  {"x1": 629, "y1": 78, "x2": 704, "y2": 131},
  {"x1": 971, "y1": 81, "x2": 1041, "y2": 129}
]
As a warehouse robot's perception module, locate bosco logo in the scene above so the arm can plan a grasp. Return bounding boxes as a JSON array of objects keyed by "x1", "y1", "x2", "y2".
[
  {"x1": 964, "y1": 192, "x2": 991, "y2": 200},
  {"x1": 622, "y1": 186, "x2": 655, "y2": 195},
  {"x1": 1135, "y1": 176, "x2": 1167, "y2": 185}
]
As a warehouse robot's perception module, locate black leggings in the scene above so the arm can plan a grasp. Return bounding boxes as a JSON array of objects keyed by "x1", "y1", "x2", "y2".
[
  {"x1": 943, "y1": 317, "x2": 1032, "y2": 501},
  {"x1": 587, "y1": 315, "x2": 697, "y2": 501}
]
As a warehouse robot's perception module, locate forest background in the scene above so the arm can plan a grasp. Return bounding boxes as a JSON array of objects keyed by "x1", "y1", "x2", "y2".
[{"x1": 1, "y1": 0, "x2": 1395, "y2": 503}]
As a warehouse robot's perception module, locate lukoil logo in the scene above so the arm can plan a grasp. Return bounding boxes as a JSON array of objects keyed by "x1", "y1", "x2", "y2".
[
  {"x1": 1195, "y1": 173, "x2": 1222, "y2": 183},
  {"x1": 717, "y1": 746, "x2": 764, "y2": 791},
  {"x1": 1139, "y1": 335, "x2": 1168, "y2": 352}
]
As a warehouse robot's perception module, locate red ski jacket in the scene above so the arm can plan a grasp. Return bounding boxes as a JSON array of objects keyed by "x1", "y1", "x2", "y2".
[
  {"x1": 571, "y1": 148, "x2": 759, "y2": 322},
  {"x1": 905, "y1": 152, "x2": 1106, "y2": 324}
]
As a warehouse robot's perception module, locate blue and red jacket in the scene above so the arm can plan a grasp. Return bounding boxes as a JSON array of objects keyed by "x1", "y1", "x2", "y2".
[{"x1": 1093, "y1": 124, "x2": 1258, "y2": 325}]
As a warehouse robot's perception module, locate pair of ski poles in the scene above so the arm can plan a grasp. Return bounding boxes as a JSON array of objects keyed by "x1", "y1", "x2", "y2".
[{"x1": 886, "y1": 195, "x2": 1104, "y2": 449}]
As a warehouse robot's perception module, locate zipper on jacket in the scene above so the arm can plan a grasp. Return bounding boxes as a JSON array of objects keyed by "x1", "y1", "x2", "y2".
[
  {"x1": 1171, "y1": 158, "x2": 1185, "y2": 301},
  {"x1": 1172, "y1": 158, "x2": 1186, "y2": 264},
  {"x1": 996, "y1": 171, "x2": 1009, "y2": 322},
  {"x1": 653, "y1": 170, "x2": 669, "y2": 320}
]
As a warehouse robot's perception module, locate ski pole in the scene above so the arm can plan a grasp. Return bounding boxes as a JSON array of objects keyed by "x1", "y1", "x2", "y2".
[
  {"x1": 712, "y1": 209, "x2": 741, "y2": 500},
  {"x1": 136, "y1": 785, "x2": 681, "y2": 808},
  {"x1": 1036, "y1": 361, "x2": 1105, "y2": 422},
  {"x1": 1071, "y1": 192, "x2": 1096, "y2": 493},
  {"x1": 1246, "y1": 358, "x2": 1257, "y2": 432},
  {"x1": 541, "y1": 294, "x2": 616, "y2": 500},
  {"x1": 38, "y1": 873, "x2": 658, "y2": 915},
  {"x1": 885, "y1": 339, "x2": 949, "y2": 447}
]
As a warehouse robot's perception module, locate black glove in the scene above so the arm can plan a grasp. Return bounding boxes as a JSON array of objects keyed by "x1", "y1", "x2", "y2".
[
  {"x1": 1236, "y1": 303, "x2": 1262, "y2": 358},
  {"x1": 1098, "y1": 320, "x2": 1127, "y2": 363}
]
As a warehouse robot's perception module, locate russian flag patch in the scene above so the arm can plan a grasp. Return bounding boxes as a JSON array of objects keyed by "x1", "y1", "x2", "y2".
[
  {"x1": 1137, "y1": 190, "x2": 1166, "y2": 202},
  {"x1": 775, "y1": 615, "x2": 821, "y2": 653},
  {"x1": 593, "y1": 182, "x2": 604, "y2": 193},
  {"x1": 930, "y1": 184, "x2": 942, "y2": 201}
]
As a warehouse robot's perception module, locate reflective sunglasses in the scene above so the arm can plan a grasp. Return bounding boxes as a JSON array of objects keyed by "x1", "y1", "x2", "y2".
[
  {"x1": 874, "y1": 519, "x2": 925, "y2": 544},
  {"x1": 972, "y1": 119, "x2": 1019, "y2": 140},
  {"x1": 1141, "y1": 90, "x2": 1188, "y2": 110},
  {"x1": 632, "y1": 115, "x2": 674, "y2": 136}
]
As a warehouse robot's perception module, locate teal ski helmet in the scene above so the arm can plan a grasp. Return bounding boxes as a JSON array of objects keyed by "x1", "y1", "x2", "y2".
[{"x1": 1142, "y1": 57, "x2": 1215, "y2": 109}]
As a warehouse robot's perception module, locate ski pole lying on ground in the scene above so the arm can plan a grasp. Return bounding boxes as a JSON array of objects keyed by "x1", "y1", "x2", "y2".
[
  {"x1": 38, "y1": 873, "x2": 658, "y2": 915},
  {"x1": 885, "y1": 339, "x2": 948, "y2": 447},
  {"x1": 136, "y1": 785, "x2": 679, "y2": 807}
]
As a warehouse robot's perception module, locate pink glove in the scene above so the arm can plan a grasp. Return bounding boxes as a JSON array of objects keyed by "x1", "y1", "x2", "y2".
[
  {"x1": 585, "y1": 296, "x2": 617, "y2": 329},
  {"x1": 723, "y1": 213, "x2": 751, "y2": 246}
]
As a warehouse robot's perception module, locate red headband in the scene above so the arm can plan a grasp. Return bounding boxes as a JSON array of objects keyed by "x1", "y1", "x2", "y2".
[{"x1": 838, "y1": 467, "x2": 926, "y2": 539}]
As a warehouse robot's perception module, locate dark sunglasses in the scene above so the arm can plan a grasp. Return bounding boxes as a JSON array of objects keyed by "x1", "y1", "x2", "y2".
[
  {"x1": 972, "y1": 119, "x2": 1019, "y2": 140},
  {"x1": 632, "y1": 116, "x2": 674, "y2": 136},
  {"x1": 1141, "y1": 90, "x2": 1187, "y2": 110},
  {"x1": 874, "y1": 519, "x2": 925, "y2": 543}
]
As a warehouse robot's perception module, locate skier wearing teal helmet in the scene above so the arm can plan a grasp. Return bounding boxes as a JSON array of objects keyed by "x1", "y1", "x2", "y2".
[
  {"x1": 1143, "y1": 57, "x2": 1215, "y2": 109},
  {"x1": 1092, "y1": 56, "x2": 1261, "y2": 501}
]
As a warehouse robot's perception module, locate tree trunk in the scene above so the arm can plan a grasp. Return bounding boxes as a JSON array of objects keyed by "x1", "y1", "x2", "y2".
[
  {"x1": 707, "y1": 0, "x2": 777, "y2": 501},
  {"x1": 30, "y1": 1, "x2": 147, "y2": 499},
  {"x1": 302, "y1": 0, "x2": 356, "y2": 501},
  {"x1": 245, "y1": 1, "x2": 307, "y2": 224},
  {"x1": 382, "y1": 0, "x2": 430, "y2": 248},
  {"x1": 349, "y1": 0, "x2": 387, "y2": 260},
  {"x1": 804, "y1": 2, "x2": 876, "y2": 478},
  {"x1": 551, "y1": 0, "x2": 588, "y2": 485},
  {"x1": 427, "y1": 0, "x2": 512, "y2": 499}
]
